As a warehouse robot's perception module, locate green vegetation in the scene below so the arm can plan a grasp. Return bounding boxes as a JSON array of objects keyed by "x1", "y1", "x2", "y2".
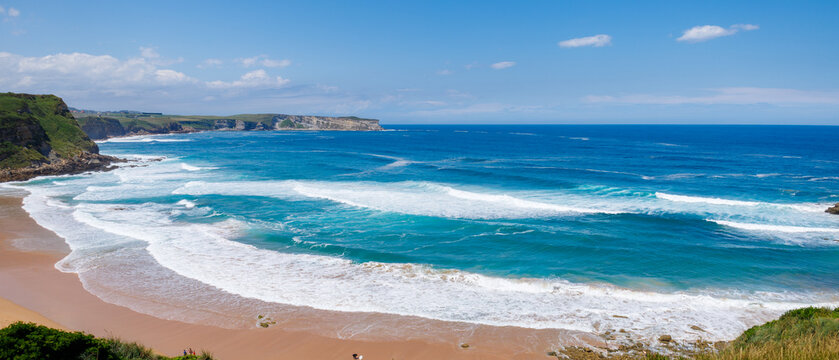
[
  {"x1": 1, "y1": 93, "x2": 98, "y2": 169},
  {"x1": 275, "y1": 119, "x2": 305, "y2": 129},
  {"x1": 695, "y1": 307, "x2": 839, "y2": 360},
  {"x1": 74, "y1": 112, "x2": 279, "y2": 133},
  {"x1": 0, "y1": 322, "x2": 213, "y2": 360},
  {"x1": 545, "y1": 307, "x2": 839, "y2": 360}
]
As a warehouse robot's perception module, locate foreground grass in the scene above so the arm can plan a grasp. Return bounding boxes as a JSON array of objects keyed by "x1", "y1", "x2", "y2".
[
  {"x1": 0, "y1": 322, "x2": 212, "y2": 360},
  {"x1": 694, "y1": 307, "x2": 839, "y2": 360},
  {"x1": 550, "y1": 307, "x2": 838, "y2": 360}
]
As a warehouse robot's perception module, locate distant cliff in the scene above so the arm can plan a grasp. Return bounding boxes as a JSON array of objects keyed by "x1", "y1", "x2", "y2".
[
  {"x1": 0, "y1": 93, "x2": 117, "y2": 182},
  {"x1": 75, "y1": 112, "x2": 383, "y2": 140},
  {"x1": 271, "y1": 114, "x2": 382, "y2": 131}
]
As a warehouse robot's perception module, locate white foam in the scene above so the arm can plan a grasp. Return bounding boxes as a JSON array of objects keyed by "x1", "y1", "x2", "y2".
[
  {"x1": 180, "y1": 163, "x2": 203, "y2": 171},
  {"x1": 709, "y1": 220, "x2": 839, "y2": 234},
  {"x1": 21, "y1": 195, "x2": 837, "y2": 342},
  {"x1": 174, "y1": 180, "x2": 618, "y2": 218},
  {"x1": 177, "y1": 199, "x2": 196, "y2": 209},
  {"x1": 656, "y1": 192, "x2": 762, "y2": 206},
  {"x1": 10, "y1": 165, "x2": 839, "y2": 344},
  {"x1": 444, "y1": 187, "x2": 613, "y2": 214},
  {"x1": 656, "y1": 192, "x2": 826, "y2": 212}
]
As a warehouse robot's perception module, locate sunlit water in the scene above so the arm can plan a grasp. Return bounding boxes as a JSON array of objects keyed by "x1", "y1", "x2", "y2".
[{"x1": 6, "y1": 125, "x2": 839, "y2": 341}]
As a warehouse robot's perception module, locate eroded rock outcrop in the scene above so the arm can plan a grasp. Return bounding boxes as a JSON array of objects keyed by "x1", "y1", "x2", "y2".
[
  {"x1": 827, "y1": 203, "x2": 839, "y2": 215},
  {"x1": 1, "y1": 93, "x2": 119, "y2": 182},
  {"x1": 272, "y1": 114, "x2": 383, "y2": 131}
]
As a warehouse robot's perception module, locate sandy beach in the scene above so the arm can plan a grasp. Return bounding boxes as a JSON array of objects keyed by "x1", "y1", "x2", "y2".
[{"x1": 0, "y1": 192, "x2": 603, "y2": 359}]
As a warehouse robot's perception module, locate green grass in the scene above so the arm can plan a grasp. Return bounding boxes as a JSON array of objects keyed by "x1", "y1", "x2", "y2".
[
  {"x1": 1, "y1": 93, "x2": 97, "y2": 169},
  {"x1": 685, "y1": 307, "x2": 839, "y2": 360},
  {"x1": 0, "y1": 322, "x2": 214, "y2": 360},
  {"x1": 0, "y1": 143, "x2": 46, "y2": 168}
]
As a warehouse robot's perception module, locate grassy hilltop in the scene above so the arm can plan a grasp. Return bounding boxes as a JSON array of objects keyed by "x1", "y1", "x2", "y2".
[{"x1": 0, "y1": 93, "x2": 99, "y2": 169}]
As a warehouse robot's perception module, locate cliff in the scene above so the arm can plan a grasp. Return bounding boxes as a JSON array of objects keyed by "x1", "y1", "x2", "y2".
[
  {"x1": 73, "y1": 112, "x2": 382, "y2": 139},
  {"x1": 271, "y1": 114, "x2": 382, "y2": 131},
  {"x1": 0, "y1": 93, "x2": 118, "y2": 182}
]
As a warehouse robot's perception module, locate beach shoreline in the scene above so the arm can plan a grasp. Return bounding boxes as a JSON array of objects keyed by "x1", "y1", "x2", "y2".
[{"x1": 0, "y1": 191, "x2": 603, "y2": 359}]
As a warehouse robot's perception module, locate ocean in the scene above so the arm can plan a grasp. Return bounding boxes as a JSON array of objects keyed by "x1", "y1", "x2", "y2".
[{"x1": 5, "y1": 125, "x2": 839, "y2": 342}]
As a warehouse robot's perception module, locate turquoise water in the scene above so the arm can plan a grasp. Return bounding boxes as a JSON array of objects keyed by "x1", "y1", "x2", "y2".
[{"x1": 7, "y1": 125, "x2": 839, "y2": 341}]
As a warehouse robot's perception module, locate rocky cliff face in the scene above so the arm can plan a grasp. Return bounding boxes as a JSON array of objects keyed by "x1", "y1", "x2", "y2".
[
  {"x1": 1, "y1": 93, "x2": 117, "y2": 182},
  {"x1": 271, "y1": 115, "x2": 383, "y2": 131},
  {"x1": 73, "y1": 113, "x2": 382, "y2": 141},
  {"x1": 214, "y1": 119, "x2": 250, "y2": 130},
  {"x1": 77, "y1": 117, "x2": 126, "y2": 140}
]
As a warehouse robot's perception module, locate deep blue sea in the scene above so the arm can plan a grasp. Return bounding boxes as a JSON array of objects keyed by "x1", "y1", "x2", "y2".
[{"x1": 6, "y1": 125, "x2": 839, "y2": 341}]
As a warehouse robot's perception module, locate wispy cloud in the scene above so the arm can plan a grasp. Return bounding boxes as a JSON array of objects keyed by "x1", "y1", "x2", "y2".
[
  {"x1": 677, "y1": 24, "x2": 759, "y2": 42},
  {"x1": 139, "y1": 47, "x2": 160, "y2": 59},
  {"x1": 437, "y1": 69, "x2": 453, "y2": 75},
  {"x1": 490, "y1": 61, "x2": 515, "y2": 70},
  {"x1": 584, "y1": 87, "x2": 839, "y2": 105},
  {"x1": 558, "y1": 34, "x2": 612, "y2": 48},
  {"x1": 1, "y1": 5, "x2": 19, "y2": 17},
  {"x1": 206, "y1": 69, "x2": 289, "y2": 89},
  {"x1": 410, "y1": 103, "x2": 543, "y2": 117},
  {"x1": 237, "y1": 55, "x2": 291, "y2": 68},
  {"x1": 4, "y1": 6, "x2": 19, "y2": 17},
  {"x1": 198, "y1": 58, "x2": 223, "y2": 68}
]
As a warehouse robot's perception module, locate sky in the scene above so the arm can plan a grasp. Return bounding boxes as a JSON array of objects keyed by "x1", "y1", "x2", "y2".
[{"x1": 1, "y1": 0, "x2": 838, "y2": 124}]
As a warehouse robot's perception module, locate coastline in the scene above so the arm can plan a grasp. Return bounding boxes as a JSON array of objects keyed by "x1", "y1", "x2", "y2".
[{"x1": 0, "y1": 191, "x2": 603, "y2": 359}]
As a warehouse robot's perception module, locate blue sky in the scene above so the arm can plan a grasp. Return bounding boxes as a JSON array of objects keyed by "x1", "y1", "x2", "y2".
[{"x1": 1, "y1": 0, "x2": 838, "y2": 124}]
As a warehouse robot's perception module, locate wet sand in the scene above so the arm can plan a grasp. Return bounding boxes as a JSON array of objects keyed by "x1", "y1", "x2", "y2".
[{"x1": 0, "y1": 193, "x2": 603, "y2": 359}]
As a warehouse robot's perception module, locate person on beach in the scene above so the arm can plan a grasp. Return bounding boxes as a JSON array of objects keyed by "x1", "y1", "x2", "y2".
[
  {"x1": 183, "y1": 349, "x2": 187, "y2": 356},
  {"x1": 352, "y1": 354, "x2": 363, "y2": 359}
]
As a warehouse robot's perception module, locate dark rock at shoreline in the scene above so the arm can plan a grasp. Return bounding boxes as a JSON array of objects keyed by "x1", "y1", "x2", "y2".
[
  {"x1": 0, "y1": 152, "x2": 121, "y2": 182},
  {"x1": 827, "y1": 203, "x2": 839, "y2": 215}
]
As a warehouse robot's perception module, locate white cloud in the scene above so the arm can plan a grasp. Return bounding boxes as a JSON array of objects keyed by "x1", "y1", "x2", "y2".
[
  {"x1": 584, "y1": 87, "x2": 839, "y2": 105},
  {"x1": 677, "y1": 24, "x2": 758, "y2": 42},
  {"x1": 8, "y1": 7, "x2": 19, "y2": 17},
  {"x1": 732, "y1": 24, "x2": 760, "y2": 31},
  {"x1": 490, "y1": 61, "x2": 515, "y2": 70},
  {"x1": 155, "y1": 69, "x2": 191, "y2": 84},
  {"x1": 437, "y1": 69, "x2": 453, "y2": 75},
  {"x1": 558, "y1": 34, "x2": 612, "y2": 48},
  {"x1": 261, "y1": 58, "x2": 291, "y2": 67},
  {"x1": 238, "y1": 55, "x2": 291, "y2": 68},
  {"x1": 0, "y1": 50, "x2": 375, "y2": 115},
  {"x1": 206, "y1": 69, "x2": 289, "y2": 89},
  {"x1": 140, "y1": 47, "x2": 160, "y2": 59},
  {"x1": 198, "y1": 58, "x2": 223, "y2": 68},
  {"x1": 0, "y1": 6, "x2": 5, "y2": 14},
  {"x1": 10, "y1": 52, "x2": 193, "y2": 86}
]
